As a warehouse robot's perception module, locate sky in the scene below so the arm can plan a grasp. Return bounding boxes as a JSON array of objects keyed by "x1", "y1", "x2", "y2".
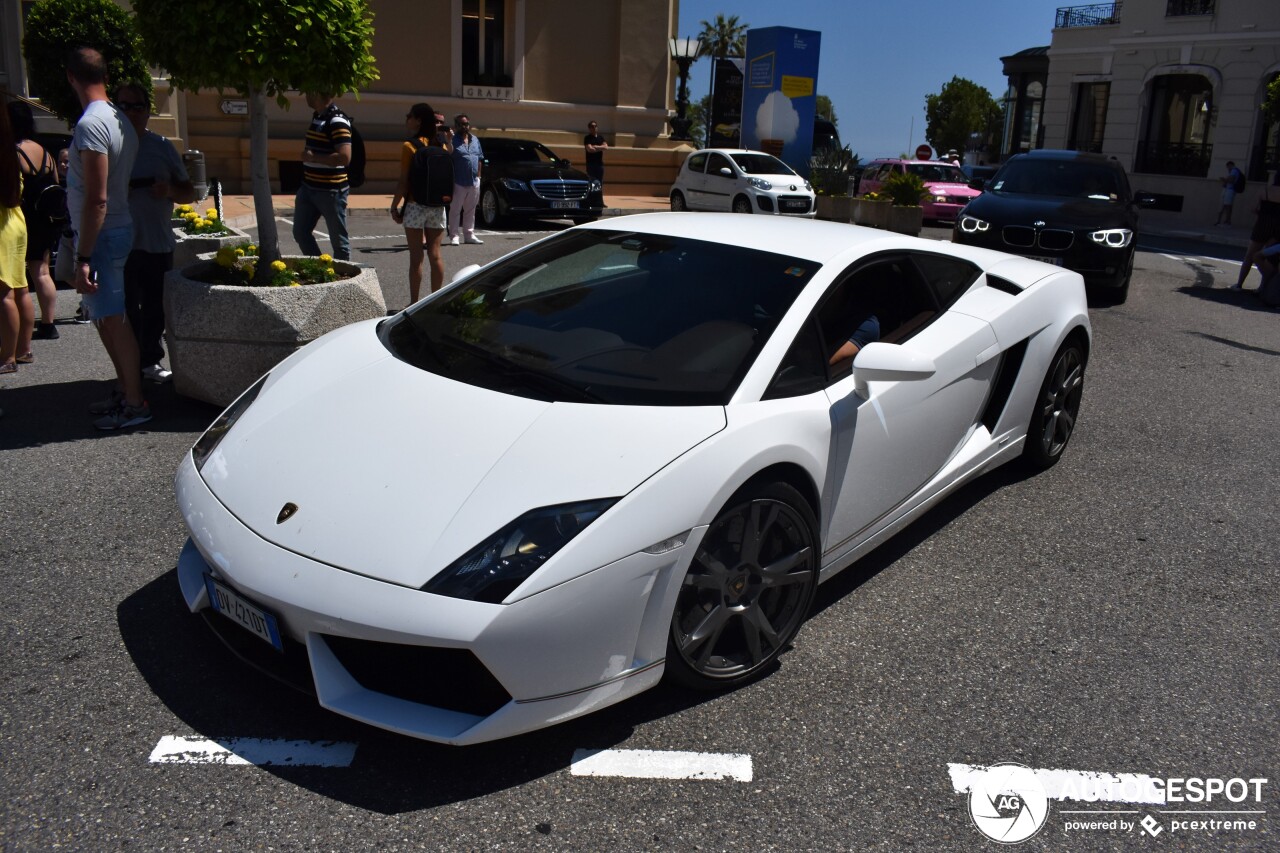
[{"x1": 677, "y1": 0, "x2": 1069, "y2": 160}]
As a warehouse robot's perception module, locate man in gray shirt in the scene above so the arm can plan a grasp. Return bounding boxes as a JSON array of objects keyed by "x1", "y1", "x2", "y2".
[
  {"x1": 115, "y1": 81, "x2": 196, "y2": 385},
  {"x1": 65, "y1": 46, "x2": 144, "y2": 429}
]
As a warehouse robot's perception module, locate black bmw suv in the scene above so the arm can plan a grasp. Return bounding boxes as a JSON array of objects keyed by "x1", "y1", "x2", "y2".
[
  {"x1": 953, "y1": 150, "x2": 1151, "y2": 302},
  {"x1": 477, "y1": 137, "x2": 604, "y2": 227}
]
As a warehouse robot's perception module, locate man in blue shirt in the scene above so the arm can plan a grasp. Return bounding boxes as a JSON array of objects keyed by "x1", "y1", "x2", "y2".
[
  {"x1": 829, "y1": 314, "x2": 880, "y2": 365},
  {"x1": 448, "y1": 114, "x2": 484, "y2": 246}
]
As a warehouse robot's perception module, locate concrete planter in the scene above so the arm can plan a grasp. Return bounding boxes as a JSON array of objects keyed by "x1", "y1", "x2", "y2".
[
  {"x1": 886, "y1": 205, "x2": 924, "y2": 237},
  {"x1": 171, "y1": 224, "x2": 253, "y2": 269},
  {"x1": 815, "y1": 195, "x2": 853, "y2": 223},
  {"x1": 164, "y1": 257, "x2": 386, "y2": 408},
  {"x1": 852, "y1": 198, "x2": 891, "y2": 229}
]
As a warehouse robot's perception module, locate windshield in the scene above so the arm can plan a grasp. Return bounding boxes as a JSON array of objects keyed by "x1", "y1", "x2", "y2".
[
  {"x1": 380, "y1": 230, "x2": 819, "y2": 406},
  {"x1": 989, "y1": 159, "x2": 1125, "y2": 201},
  {"x1": 483, "y1": 140, "x2": 561, "y2": 166},
  {"x1": 731, "y1": 153, "x2": 797, "y2": 176},
  {"x1": 905, "y1": 163, "x2": 968, "y2": 184}
]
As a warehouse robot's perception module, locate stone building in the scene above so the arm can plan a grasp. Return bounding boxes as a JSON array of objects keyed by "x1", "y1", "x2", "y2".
[{"x1": 0, "y1": 0, "x2": 688, "y2": 195}]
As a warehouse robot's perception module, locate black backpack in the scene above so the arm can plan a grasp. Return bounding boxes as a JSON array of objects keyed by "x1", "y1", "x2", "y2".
[
  {"x1": 333, "y1": 109, "x2": 366, "y2": 188},
  {"x1": 16, "y1": 146, "x2": 68, "y2": 223},
  {"x1": 1234, "y1": 170, "x2": 1246, "y2": 193},
  {"x1": 407, "y1": 139, "x2": 454, "y2": 206}
]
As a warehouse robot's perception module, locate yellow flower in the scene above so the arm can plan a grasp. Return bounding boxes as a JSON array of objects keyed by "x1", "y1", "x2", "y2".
[
  {"x1": 215, "y1": 248, "x2": 235, "y2": 268},
  {"x1": 325, "y1": 267, "x2": 335, "y2": 277},
  {"x1": 319, "y1": 253, "x2": 332, "y2": 264},
  {"x1": 205, "y1": 208, "x2": 217, "y2": 218},
  {"x1": 176, "y1": 204, "x2": 192, "y2": 213},
  {"x1": 271, "y1": 260, "x2": 287, "y2": 272},
  {"x1": 246, "y1": 245, "x2": 256, "y2": 254},
  {"x1": 234, "y1": 248, "x2": 245, "y2": 257},
  {"x1": 289, "y1": 282, "x2": 301, "y2": 287}
]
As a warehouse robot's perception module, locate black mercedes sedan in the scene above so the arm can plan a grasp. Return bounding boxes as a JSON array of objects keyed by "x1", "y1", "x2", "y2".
[
  {"x1": 477, "y1": 138, "x2": 604, "y2": 227},
  {"x1": 953, "y1": 150, "x2": 1151, "y2": 302}
]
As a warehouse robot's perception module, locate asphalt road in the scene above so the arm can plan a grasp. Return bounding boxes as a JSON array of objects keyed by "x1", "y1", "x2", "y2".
[{"x1": 1, "y1": 217, "x2": 1276, "y2": 852}]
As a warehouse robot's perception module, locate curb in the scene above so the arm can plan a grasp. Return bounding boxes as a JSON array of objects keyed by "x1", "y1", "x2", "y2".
[{"x1": 224, "y1": 206, "x2": 665, "y2": 231}]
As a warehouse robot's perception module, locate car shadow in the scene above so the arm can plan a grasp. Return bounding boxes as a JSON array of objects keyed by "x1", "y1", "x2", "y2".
[
  {"x1": 1176, "y1": 284, "x2": 1279, "y2": 314},
  {"x1": 0, "y1": 379, "x2": 219, "y2": 450},
  {"x1": 117, "y1": 570, "x2": 715, "y2": 814}
]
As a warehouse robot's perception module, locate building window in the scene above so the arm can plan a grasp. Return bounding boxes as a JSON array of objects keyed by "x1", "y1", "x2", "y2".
[
  {"x1": 1136, "y1": 73, "x2": 1213, "y2": 176},
  {"x1": 1166, "y1": 0, "x2": 1214, "y2": 16},
  {"x1": 1249, "y1": 72, "x2": 1280, "y2": 180},
  {"x1": 1068, "y1": 82, "x2": 1110, "y2": 153},
  {"x1": 462, "y1": 0, "x2": 512, "y2": 87},
  {"x1": 1017, "y1": 81, "x2": 1044, "y2": 153}
]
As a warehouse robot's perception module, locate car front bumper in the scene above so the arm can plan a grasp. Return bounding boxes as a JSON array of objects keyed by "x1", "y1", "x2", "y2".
[
  {"x1": 496, "y1": 186, "x2": 604, "y2": 220},
  {"x1": 953, "y1": 228, "x2": 1133, "y2": 288},
  {"x1": 174, "y1": 451, "x2": 700, "y2": 744}
]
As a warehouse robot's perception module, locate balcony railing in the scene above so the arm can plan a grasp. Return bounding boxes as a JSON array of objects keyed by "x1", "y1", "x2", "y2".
[
  {"x1": 1166, "y1": 0, "x2": 1214, "y2": 16},
  {"x1": 1247, "y1": 143, "x2": 1278, "y2": 181},
  {"x1": 1134, "y1": 140, "x2": 1213, "y2": 177},
  {"x1": 1055, "y1": 2, "x2": 1122, "y2": 28}
]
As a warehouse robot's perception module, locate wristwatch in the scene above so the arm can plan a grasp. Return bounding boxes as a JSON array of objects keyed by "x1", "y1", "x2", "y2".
[{"x1": 76, "y1": 254, "x2": 93, "y2": 266}]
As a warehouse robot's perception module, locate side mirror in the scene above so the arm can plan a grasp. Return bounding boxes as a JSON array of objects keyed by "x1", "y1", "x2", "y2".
[
  {"x1": 451, "y1": 263, "x2": 482, "y2": 284},
  {"x1": 852, "y1": 343, "x2": 936, "y2": 398},
  {"x1": 968, "y1": 178, "x2": 986, "y2": 191},
  {"x1": 719, "y1": 167, "x2": 734, "y2": 177}
]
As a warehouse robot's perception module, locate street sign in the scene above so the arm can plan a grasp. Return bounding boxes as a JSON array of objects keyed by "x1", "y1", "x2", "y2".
[
  {"x1": 220, "y1": 99, "x2": 248, "y2": 116},
  {"x1": 915, "y1": 144, "x2": 933, "y2": 161}
]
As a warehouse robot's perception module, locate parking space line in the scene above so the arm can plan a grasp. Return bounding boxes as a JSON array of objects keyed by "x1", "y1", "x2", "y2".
[
  {"x1": 570, "y1": 748, "x2": 752, "y2": 781},
  {"x1": 949, "y1": 762, "x2": 1164, "y2": 804},
  {"x1": 149, "y1": 736, "x2": 357, "y2": 767}
]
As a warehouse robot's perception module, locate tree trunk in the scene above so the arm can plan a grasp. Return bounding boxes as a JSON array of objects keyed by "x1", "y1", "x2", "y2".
[{"x1": 249, "y1": 87, "x2": 280, "y2": 283}]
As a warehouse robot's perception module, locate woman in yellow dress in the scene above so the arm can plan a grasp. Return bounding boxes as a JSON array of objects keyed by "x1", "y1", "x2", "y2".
[{"x1": 0, "y1": 100, "x2": 34, "y2": 376}]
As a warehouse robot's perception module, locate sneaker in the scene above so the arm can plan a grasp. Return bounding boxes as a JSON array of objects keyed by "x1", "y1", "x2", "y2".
[
  {"x1": 464, "y1": 236, "x2": 484, "y2": 245},
  {"x1": 448, "y1": 235, "x2": 460, "y2": 246},
  {"x1": 32, "y1": 322, "x2": 60, "y2": 340},
  {"x1": 142, "y1": 364, "x2": 173, "y2": 384},
  {"x1": 88, "y1": 389, "x2": 124, "y2": 415},
  {"x1": 94, "y1": 401, "x2": 152, "y2": 431},
  {"x1": 1229, "y1": 283, "x2": 1243, "y2": 291},
  {"x1": 72, "y1": 304, "x2": 92, "y2": 324}
]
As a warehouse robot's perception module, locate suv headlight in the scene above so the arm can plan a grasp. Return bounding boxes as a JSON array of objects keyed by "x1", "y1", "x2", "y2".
[
  {"x1": 1088, "y1": 228, "x2": 1133, "y2": 248},
  {"x1": 422, "y1": 499, "x2": 618, "y2": 603},
  {"x1": 500, "y1": 178, "x2": 529, "y2": 192},
  {"x1": 589, "y1": 179, "x2": 602, "y2": 192},
  {"x1": 192, "y1": 374, "x2": 268, "y2": 471},
  {"x1": 959, "y1": 215, "x2": 990, "y2": 234},
  {"x1": 748, "y1": 177, "x2": 773, "y2": 191}
]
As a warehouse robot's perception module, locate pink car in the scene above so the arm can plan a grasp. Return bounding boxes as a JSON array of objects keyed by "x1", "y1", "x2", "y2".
[{"x1": 857, "y1": 159, "x2": 981, "y2": 222}]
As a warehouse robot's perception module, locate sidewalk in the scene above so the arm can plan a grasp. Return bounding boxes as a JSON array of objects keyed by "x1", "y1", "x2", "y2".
[{"x1": 211, "y1": 191, "x2": 668, "y2": 230}]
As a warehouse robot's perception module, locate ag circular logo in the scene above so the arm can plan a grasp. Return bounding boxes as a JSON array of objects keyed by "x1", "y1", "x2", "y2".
[{"x1": 967, "y1": 762, "x2": 1049, "y2": 844}]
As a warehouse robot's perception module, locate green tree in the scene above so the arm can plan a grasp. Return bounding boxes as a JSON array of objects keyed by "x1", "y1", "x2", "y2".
[
  {"x1": 697, "y1": 13, "x2": 749, "y2": 59},
  {"x1": 690, "y1": 93, "x2": 711, "y2": 148},
  {"x1": 1264, "y1": 76, "x2": 1280, "y2": 123},
  {"x1": 815, "y1": 95, "x2": 838, "y2": 127},
  {"x1": 131, "y1": 0, "x2": 379, "y2": 277},
  {"x1": 21, "y1": 0, "x2": 151, "y2": 126},
  {"x1": 924, "y1": 76, "x2": 1001, "y2": 158}
]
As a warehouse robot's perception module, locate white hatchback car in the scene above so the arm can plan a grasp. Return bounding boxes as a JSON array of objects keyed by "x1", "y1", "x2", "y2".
[{"x1": 670, "y1": 148, "x2": 816, "y2": 217}]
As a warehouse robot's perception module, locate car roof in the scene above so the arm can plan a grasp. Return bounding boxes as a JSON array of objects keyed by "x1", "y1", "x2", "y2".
[
  {"x1": 578, "y1": 212, "x2": 909, "y2": 263},
  {"x1": 691, "y1": 149, "x2": 774, "y2": 156}
]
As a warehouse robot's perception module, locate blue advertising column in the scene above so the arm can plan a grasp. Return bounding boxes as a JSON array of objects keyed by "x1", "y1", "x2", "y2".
[{"x1": 741, "y1": 27, "x2": 821, "y2": 177}]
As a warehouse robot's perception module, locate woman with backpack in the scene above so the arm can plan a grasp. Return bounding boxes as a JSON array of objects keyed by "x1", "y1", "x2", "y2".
[
  {"x1": 1, "y1": 100, "x2": 33, "y2": 375},
  {"x1": 7, "y1": 100, "x2": 60, "y2": 341},
  {"x1": 390, "y1": 103, "x2": 450, "y2": 304}
]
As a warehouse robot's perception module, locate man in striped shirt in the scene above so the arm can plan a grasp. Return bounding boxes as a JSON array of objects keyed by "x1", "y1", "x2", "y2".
[{"x1": 293, "y1": 92, "x2": 352, "y2": 260}]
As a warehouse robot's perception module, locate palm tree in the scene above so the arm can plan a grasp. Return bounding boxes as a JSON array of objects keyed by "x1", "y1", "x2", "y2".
[{"x1": 698, "y1": 13, "x2": 749, "y2": 59}]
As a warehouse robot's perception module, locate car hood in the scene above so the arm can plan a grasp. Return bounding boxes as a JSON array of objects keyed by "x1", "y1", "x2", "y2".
[
  {"x1": 198, "y1": 321, "x2": 725, "y2": 589},
  {"x1": 927, "y1": 182, "x2": 980, "y2": 196},
  {"x1": 491, "y1": 162, "x2": 592, "y2": 183},
  {"x1": 965, "y1": 192, "x2": 1134, "y2": 228}
]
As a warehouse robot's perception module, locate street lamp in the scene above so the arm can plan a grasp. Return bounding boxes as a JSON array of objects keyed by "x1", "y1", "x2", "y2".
[{"x1": 669, "y1": 35, "x2": 702, "y2": 142}]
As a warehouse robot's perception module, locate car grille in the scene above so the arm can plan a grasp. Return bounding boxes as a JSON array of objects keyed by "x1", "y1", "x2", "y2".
[
  {"x1": 531, "y1": 179, "x2": 590, "y2": 201},
  {"x1": 322, "y1": 634, "x2": 513, "y2": 717},
  {"x1": 945, "y1": 195, "x2": 970, "y2": 205},
  {"x1": 1002, "y1": 226, "x2": 1075, "y2": 251},
  {"x1": 778, "y1": 195, "x2": 811, "y2": 213}
]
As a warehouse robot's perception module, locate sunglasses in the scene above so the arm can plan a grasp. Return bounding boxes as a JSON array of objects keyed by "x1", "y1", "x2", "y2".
[{"x1": 117, "y1": 101, "x2": 148, "y2": 112}]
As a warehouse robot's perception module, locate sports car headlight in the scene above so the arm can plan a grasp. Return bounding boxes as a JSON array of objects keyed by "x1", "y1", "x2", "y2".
[
  {"x1": 1088, "y1": 228, "x2": 1133, "y2": 248},
  {"x1": 422, "y1": 499, "x2": 618, "y2": 603},
  {"x1": 191, "y1": 374, "x2": 268, "y2": 471},
  {"x1": 748, "y1": 177, "x2": 773, "y2": 191},
  {"x1": 500, "y1": 178, "x2": 529, "y2": 192},
  {"x1": 959, "y1": 214, "x2": 990, "y2": 233}
]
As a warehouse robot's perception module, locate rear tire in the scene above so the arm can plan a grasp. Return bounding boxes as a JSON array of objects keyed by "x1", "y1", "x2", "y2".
[
  {"x1": 1022, "y1": 339, "x2": 1086, "y2": 470},
  {"x1": 670, "y1": 191, "x2": 688, "y2": 212},
  {"x1": 666, "y1": 481, "x2": 818, "y2": 690}
]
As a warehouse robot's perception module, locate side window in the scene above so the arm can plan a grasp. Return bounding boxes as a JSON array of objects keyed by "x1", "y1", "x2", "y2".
[
  {"x1": 763, "y1": 319, "x2": 828, "y2": 399},
  {"x1": 687, "y1": 152, "x2": 708, "y2": 173},
  {"x1": 909, "y1": 253, "x2": 981, "y2": 309},
  {"x1": 707, "y1": 153, "x2": 734, "y2": 178}
]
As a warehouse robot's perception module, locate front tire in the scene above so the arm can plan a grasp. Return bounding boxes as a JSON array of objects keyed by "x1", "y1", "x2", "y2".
[
  {"x1": 666, "y1": 481, "x2": 819, "y2": 690},
  {"x1": 479, "y1": 186, "x2": 504, "y2": 228},
  {"x1": 732, "y1": 195, "x2": 754, "y2": 214},
  {"x1": 1022, "y1": 339, "x2": 1086, "y2": 470}
]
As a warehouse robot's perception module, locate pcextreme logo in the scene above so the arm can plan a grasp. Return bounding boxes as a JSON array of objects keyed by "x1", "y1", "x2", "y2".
[{"x1": 949, "y1": 762, "x2": 1269, "y2": 844}]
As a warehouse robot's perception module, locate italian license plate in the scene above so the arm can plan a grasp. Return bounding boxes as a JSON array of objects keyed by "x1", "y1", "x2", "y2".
[
  {"x1": 205, "y1": 575, "x2": 284, "y2": 652},
  {"x1": 551, "y1": 200, "x2": 579, "y2": 209},
  {"x1": 1028, "y1": 255, "x2": 1064, "y2": 266}
]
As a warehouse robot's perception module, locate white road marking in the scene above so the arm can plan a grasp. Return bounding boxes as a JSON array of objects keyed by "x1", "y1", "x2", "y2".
[
  {"x1": 149, "y1": 736, "x2": 356, "y2": 767},
  {"x1": 570, "y1": 748, "x2": 752, "y2": 781},
  {"x1": 949, "y1": 762, "x2": 1164, "y2": 804}
]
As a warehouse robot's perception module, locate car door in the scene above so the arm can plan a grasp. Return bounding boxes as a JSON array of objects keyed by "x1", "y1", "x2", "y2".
[
  {"x1": 702, "y1": 152, "x2": 739, "y2": 211},
  {"x1": 681, "y1": 152, "x2": 710, "y2": 209},
  {"x1": 814, "y1": 254, "x2": 998, "y2": 561}
]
